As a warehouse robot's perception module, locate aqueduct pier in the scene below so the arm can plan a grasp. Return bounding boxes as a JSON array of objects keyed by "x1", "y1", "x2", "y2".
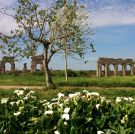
[{"x1": 97, "y1": 58, "x2": 134, "y2": 77}]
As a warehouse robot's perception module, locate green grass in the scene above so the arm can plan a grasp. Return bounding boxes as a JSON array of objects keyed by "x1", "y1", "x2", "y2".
[
  {"x1": 1, "y1": 74, "x2": 135, "y2": 99},
  {"x1": 0, "y1": 74, "x2": 45, "y2": 86},
  {"x1": 1, "y1": 74, "x2": 135, "y2": 87},
  {"x1": 55, "y1": 76, "x2": 135, "y2": 87},
  {"x1": 1, "y1": 87, "x2": 135, "y2": 100}
]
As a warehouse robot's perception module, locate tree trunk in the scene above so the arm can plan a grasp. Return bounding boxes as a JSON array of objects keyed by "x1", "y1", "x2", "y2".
[
  {"x1": 43, "y1": 45, "x2": 54, "y2": 88},
  {"x1": 64, "y1": 47, "x2": 68, "y2": 82}
]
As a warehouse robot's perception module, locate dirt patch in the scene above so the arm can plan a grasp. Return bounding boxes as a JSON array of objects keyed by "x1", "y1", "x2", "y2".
[{"x1": 0, "y1": 86, "x2": 45, "y2": 90}]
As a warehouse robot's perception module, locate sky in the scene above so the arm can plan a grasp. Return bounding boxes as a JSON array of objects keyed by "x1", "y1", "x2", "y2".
[{"x1": 0, "y1": 0, "x2": 135, "y2": 70}]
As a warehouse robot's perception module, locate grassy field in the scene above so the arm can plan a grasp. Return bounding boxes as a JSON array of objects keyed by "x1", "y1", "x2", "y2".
[
  {"x1": 0, "y1": 74, "x2": 135, "y2": 100},
  {"x1": 0, "y1": 74, "x2": 135, "y2": 87},
  {"x1": 1, "y1": 87, "x2": 135, "y2": 100}
]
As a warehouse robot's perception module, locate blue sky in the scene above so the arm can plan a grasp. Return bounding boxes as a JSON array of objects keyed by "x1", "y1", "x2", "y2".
[{"x1": 0, "y1": 0, "x2": 135, "y2": 70}]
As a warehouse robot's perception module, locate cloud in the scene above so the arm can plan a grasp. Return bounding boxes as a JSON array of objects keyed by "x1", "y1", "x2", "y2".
[
  {"x1": 0, "y1": 15, "x2": 17, "y2": 34},
  {"x1": 1, "y1": 0, "x2": 135, "y2": 33},
  {"x1": 87, "y1": 1, "x2": 135, "y2": 27},
  {"x1": 0, "y1": 0, "x2": 17, "y2": 34},
  {"x1": 0, "y1": 0, "x2": 15, "y2": 7}
]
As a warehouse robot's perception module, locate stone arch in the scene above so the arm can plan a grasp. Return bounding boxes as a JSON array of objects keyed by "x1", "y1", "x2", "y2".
[
  {"x1": 108, "y1": 64, "x2": 115, "y2": 76},
  {"x1": 101, "y1": 64, "x2": 105, "y2": 77},
  {"x1": 118, "y1": 64, "x2": 123, "y2": 76},
  {"x1": 1, "y1": 56, "x2": 15, "y2": 74},
  {"x1": 23, "y1": 63, "x2": 27, "y2": 72},
  {"x1": 36, "y1": 64, "x2": 41, "y2": 71},
  {"x1": 5, "y1": 63, "x2": 11, "y2": 72},
  {"x1": 96, "y1": 58, "x2": 134, "y2": 77},
  {"x1": 31, "y1": 55, "x2": 44, "y2": 73},
  {"x1": 126, "y1": 64, "x2": 131, "y2": 75}
]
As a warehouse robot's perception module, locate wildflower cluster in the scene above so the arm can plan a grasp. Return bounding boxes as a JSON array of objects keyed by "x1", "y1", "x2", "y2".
[{"x1": 0, "y1": 88, "x2": 135, "y2": 133}]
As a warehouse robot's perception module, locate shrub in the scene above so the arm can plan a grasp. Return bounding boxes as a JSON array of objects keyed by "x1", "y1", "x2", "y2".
[
  {"x1": 0, "y1": 88, "x2": 135, "y2": 133},
  {"x1": 52, "y1": 70, "x2": 77, "y2": 77}
]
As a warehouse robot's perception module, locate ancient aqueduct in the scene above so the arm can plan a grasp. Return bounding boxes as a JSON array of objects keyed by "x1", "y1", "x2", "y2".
[
  {"x1": 0, "y1": 55, "x2": 44, "y2": 74},
  {"x1": 0, "y1": 56, "x2": 135, "y2": 77},
  {"x1": 97, "y1": 58, "x2": 135, "y2": 77}
]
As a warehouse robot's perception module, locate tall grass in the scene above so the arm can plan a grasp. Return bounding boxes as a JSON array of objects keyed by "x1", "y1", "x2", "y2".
[
  {"x1": 0, "y1": 74, "x2": 135, "y2": 87},
  {"x1": 1, "y1": 87, "x2": 135, "y2": 100},
  {"x1": 54, "y1": 76, "x2": 135, "y2": 87}
]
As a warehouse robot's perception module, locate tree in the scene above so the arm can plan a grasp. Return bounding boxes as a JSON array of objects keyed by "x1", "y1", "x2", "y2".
[
  {"x1": 0, "y1": 0, "x2": 94, "y2": 87},
  {"x1": 54, "y1": 0, "x2": 95, "y2": 82}
]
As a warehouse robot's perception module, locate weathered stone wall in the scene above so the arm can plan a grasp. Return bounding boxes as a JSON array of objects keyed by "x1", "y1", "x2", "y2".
[
  {"x1": 0, "y1": 56, "x2": 15, "y2": 74},
  {"x1": 31, "y1": 55, "x2": 44, "y2": 72},
  {"x1": 23, "y1": 63, "x2": 27, "y2": 72},
  {"x1": 97, "y1": 58, "x2": 134, "y2": 77}
]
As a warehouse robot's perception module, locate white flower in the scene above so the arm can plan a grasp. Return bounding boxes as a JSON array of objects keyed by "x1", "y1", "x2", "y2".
[
  {"x1": 87, "y1": 92, "x2": 99, "y2": 98},
  {"x1": 51, "y1": 98, "x2": 58, "y2": 102},
  {"x1": 62, "y1": 113, "x2": 69, "y2": 120},
  {"x1": 22, "y1": 87, "x2": 27, "y2": 90},
  {"x1": 45, "y1": 102, "x2": 50, "y2": 105},
  {"x1": 14, "y1": 90, "x2": 24, "y2": 96},
  {"x1": 44, "y1": 110, "x2": 53, "y2": 115},
  {"x1": 121, "y1": 115, "x2": 128, "y2": 124},
  {"x1": 29, "y1": 91, "x2": 35, "y2": 94},
  {"x1": 58, "y1": 93, "x2": 64, "y2": 98},
  {"x1": 75, "y1": 92, "x2": 81, "y2": 96},
  {"x1": 121, "y1": 119, "x2": 125, "y2": 124},
  {"x1": 14, "y1": 111, "x2": 21, "y2": 116},
  {"x1": 96, "y1": 104, "x2": 100, "y2": 110},
  {"x1": 1, "y1": 98, "x2": 8, "y2": 104},
  {"x1": 106, "y1": 100, "x2": 111, "y2": 104},
  {"x1": 83, "y1": 90, "x2": 89, "y2": 94},
  {"x1": 23, "y1": 96, "x2": 29, "y2": 100},
  {"x1": 10, "y1": 101, "x2": 15, "y2": 106},
  {"x1": 90, "y1": 92, "x2": 99, "y2": 96},
  {"x1": 26, "y1": 91, "x2": 35, "y2": 97},
  {"x1": 16, "y1": 100, "x2": 24, "y2": 106},
  {"x1": 123, "y1": 97, "x2": 129, "y2": 101},
  {"x1": 40, "y1": 100, "x2": 47, "y2": 103},
  {"x1": 69, "y1": 92, "x2": 80, "y2": 98},
  {"x1": 97, "y1": 131, "x2": 104, "y2": 134},
  {"x1": 54, "y1": 130, "x2": 60, "y2": 134},
  {"x1": 86, "y1": 93, "x2": 92, "y2": 98},
  {"x1": 48, "y1": 104, "x2": 52, "y2": 109},
  {"x1": 31, "y1": 96, "x2": 37, "y2": 99},
  {"x1": 69, "y1": 93, "x2": 76, "y2": 98},
  {"x1": 64, "y1": 121, "x2": 68, "y2": 126},
  {"x1": 116, "y1": 97, "x2": 121, "y2": 103},
  {"x1": 100, "y1": 97, "x2": 106, "y2": 103},
  {"x1": 129, "y1": 97, "x2": 134, "y2": 101},
  {"x1": 59, "y1": 103, "x2": 63, "y2": 108},
  {"x1": 64, "y1": 108, "x2": 70, "y2": 114}
]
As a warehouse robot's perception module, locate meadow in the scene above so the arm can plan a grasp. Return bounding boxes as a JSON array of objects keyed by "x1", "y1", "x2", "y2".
[
  {"x1": 0, "y1": 72, "x2": 135, "y2": 87},
  {"x1": 1, "y1": 72, "x2": 135, "y2": 133},
  {"x1": 0, "y1": 71, "x2": 135, "y2": 100}
]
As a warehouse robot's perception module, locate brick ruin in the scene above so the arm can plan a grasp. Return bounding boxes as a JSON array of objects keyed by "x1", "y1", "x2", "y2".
[
  {"x1": 23, "y1": 63, "x2": 27, "y2": 72},
  {"x1": 0, "y1": 56, "x2": 15, "y2": 74},
  {"x1": 0, "y1": 55, "x2": 44, "y2": 74},
  {"x1": 0, "y1": 56, "x2": 135, "y2": 76},
  {"x1": 31, "y1": 55, "x2": 44, "y2": 73},
  {"x1": 97, "y1": 58, "x2": 134, "y2": 77}
]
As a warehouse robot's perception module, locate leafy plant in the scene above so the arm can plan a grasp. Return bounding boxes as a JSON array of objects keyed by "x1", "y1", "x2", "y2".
[{"x1": 0, "y1": 88, "x2": 135, "y2": 133}]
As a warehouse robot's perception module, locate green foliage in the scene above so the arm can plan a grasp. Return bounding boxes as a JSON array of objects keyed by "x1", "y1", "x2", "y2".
[
  {"x1": 52, "y1": 70, "x2": 77, "y2": 77},
  {"x1": 0, "y1": 0, "x2": 93, "y2": 87},
  {"x1": 0, "y1": 89, "x2": 135, "y2": 133}
]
